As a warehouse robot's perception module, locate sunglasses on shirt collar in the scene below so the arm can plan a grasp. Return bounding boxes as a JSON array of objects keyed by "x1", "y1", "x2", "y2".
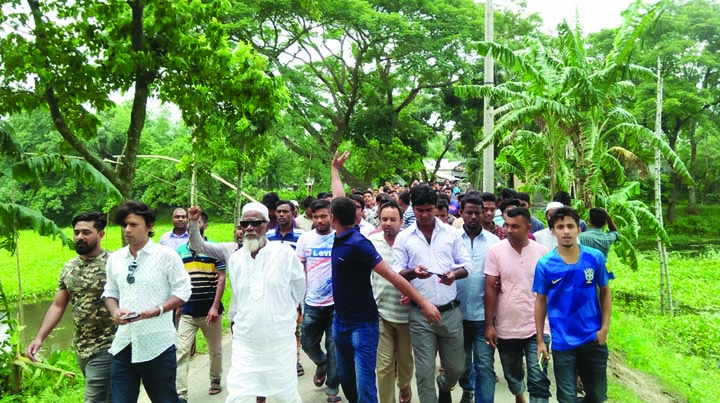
[{"x1": 127, "y1": 261, "x2": 138, "y2": 284}]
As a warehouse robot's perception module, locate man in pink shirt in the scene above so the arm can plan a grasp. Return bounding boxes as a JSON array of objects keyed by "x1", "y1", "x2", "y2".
[{"x1": 484, "y1": 207, "x2": 551, "y2": 403}]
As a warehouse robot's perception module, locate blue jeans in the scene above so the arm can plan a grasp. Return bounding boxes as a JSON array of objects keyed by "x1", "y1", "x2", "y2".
[
  {"x1": 458, "y1": 320, "x2": 495, "y2": 403},
  {"x1": 552, "y1": 341, "x2": 608, "y2": 403},
  {"x1": 333, "y1": 316, "x2": 379, "y2": 403},
  {"x1": 301, "y1": 304, "x2": 340, "y2": 395},
  {"x1": 110, "y1": 344, "x2": 179, "y2": 403},
  {"x1": 497, "y1": 335, "x2": 551, "y2": 403}
]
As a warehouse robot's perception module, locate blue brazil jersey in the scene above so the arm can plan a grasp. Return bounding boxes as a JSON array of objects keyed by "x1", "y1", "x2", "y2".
[{"x1": 532, "y1": 246, "x2": 610, "y2": 351}]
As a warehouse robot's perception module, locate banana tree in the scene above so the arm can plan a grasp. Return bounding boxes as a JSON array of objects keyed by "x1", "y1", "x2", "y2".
[{"x1": 455, "y1": 1, "x2": 694, "y2": 269}]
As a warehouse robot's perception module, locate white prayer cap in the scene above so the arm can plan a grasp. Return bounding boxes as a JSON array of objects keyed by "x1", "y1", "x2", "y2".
[
  {"x1": 545, "y1": 201, "x2": 564, "y2": 212},
  {"x1": 242, "y1": 202, "x2": 270, "y2": 221}
]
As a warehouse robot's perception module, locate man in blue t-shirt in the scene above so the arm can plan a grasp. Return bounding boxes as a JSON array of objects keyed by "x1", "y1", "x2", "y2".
[
  {"x1": 329, "y1": 194, "x2": 441, "y2": 403},
  {"x1": 533, "y1": 207, "x2": 612, "y2": 403}
]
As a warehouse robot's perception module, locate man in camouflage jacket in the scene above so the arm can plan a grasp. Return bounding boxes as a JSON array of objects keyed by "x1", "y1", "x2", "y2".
[{"x1": 28, "y1": 211, "x2": 117, "y2": 403}]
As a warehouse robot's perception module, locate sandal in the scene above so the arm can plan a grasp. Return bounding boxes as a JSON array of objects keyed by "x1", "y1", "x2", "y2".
[
  {"x1": 313, "y1": 364, "x2": 327, "y2": 387},
  {"x1": 400, "y1": 386, "x2": 412, "y2": 403},
  {"x1": 297, "y1": 361, "x2": 305, "y2": 377},
  {"x1": 209, "y1": 379, "x2": 222, "y2": 395},
  {"x1": 327, "y1": 396, "x2": 342, "y2": 403}
]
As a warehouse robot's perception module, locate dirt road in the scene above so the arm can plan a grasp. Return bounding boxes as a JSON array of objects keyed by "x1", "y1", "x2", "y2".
[{"x1": 139, "y1": 333, "x2": 560, "y2": 403}]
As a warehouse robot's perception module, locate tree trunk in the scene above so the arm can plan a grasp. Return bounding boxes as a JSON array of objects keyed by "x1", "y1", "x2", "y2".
[
  {"x1": 666, "y1": 174, "x2": 681, "y2": 223},
  {"x1": 432, "y1": 133, "x2": 453, "y2": 177},
  {"x1": 235, "y1": 141, "x2": 246, "y2": 223},
  {"x1": 688, "y1": 120, "x2": 698, "y2": 215},
  {"x1": 665, "y1": 126, "x2": 680, "y2": 223}
]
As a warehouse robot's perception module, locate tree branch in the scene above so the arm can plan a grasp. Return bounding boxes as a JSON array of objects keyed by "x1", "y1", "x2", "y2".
[{"x1": 395, "y1": 79, "x2": 457, "y2": 114}]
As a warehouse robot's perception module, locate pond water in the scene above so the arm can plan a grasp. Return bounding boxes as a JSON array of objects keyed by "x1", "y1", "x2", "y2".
[
  {"x1": 0, "y1": 299, "x2": 75, "y2": 359},
  {"x1": 636, "y1": 238, "x2": 720, "y2": 256}
]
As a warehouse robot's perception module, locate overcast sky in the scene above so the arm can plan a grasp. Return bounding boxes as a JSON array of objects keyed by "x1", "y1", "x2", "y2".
[{"x1": 497, "y1": 0, "x2": 642, "y2": 34}]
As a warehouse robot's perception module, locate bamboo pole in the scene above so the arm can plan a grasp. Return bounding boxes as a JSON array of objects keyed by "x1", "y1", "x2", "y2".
[{"x1": 654, "y1": 57, "x2": 673, "y2": 316}]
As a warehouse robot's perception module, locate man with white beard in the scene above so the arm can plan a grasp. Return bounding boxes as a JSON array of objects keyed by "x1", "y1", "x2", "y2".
[{"x1": 224, "y1": 202, "x2": 307, "y2": 403}]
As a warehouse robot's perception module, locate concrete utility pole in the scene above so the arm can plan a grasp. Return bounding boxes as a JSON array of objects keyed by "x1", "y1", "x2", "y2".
[{"x1": 482, "y1": 0, "x2": 495, "y2": 192}]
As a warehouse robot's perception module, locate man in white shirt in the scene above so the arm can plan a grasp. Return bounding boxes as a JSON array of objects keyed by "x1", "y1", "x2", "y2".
[
  {"x1": 533, "y1": 202, "x2": 565, "y2": 250},
  {"x1": 102, "y1": 201, "x2": 192, "y2": 402},
  {"x1": 159, "y1": 207, "x2": 190, "y2": 249},
  {"x1": 394, "y1": 184, "x2": 473, "y2": 403},
  {"x1": 225, "y1": 202, "x2": 306, "y2": 403}
]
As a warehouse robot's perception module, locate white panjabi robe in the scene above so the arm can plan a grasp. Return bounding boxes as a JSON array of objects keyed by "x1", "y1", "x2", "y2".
[{"x1": 225, "y1": 241, "x2": 306, "y2": 402}]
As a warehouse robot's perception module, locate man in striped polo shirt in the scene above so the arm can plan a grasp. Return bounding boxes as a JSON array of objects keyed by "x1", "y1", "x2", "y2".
[
  {"x1": 176, "y1": 211, "x2": 226, "y2": 400},
  {"x1": 369, "y1": 201, "x2": 414, "y2": 403}
]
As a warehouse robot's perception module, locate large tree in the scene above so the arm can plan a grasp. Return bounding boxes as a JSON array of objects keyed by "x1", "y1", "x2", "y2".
[
  {"x1": 622, "y1": 0, "x2": 720, "y2": 221},
  {"x1": 0, "y1": 0, "x2": 280, "y2": 199},
  {"x1": 229, "y1": 0, "x2": 494, "y2": 187}
]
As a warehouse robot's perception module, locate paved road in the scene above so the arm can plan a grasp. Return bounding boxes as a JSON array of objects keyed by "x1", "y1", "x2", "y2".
[{"x1": 139, "y1": 333, "x2": 559, "y2": 403}]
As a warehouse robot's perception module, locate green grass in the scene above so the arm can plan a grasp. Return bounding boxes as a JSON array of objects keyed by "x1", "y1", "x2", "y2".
[
  {"x1": 0, "y1": 223, "x2": 238, "y2": 302},
  {"x1": 609, "y1": 251, "x2": 720, "y2": 402},
  {"x1": 608, "y1": 381, "x2": 646, "y2": 403}
]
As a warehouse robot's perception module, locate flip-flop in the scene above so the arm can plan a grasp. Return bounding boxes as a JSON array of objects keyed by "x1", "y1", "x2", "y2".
[
  {"x1": 297, "y1": 361, "x2": 305, "y2": 377},
  {"x1": 209, "y1": 379, "x2": 222, "y2": 395},
  {"x1": 313, "y1": 364, "x2": 327, "y2": 387},
  {"x1": 400, "y1": 386, "x2": 412, "y2": 403},
  {"x1": 313, "y1": 372, "x2": 327, "y2": 387}
]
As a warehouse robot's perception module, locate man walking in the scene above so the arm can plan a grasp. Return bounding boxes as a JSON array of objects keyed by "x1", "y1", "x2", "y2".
[
  {"x1": 394, "y1": 184, "x2": 472, "y2": 403},
  {"x1": 579, "y1": 208, "x2": 619, "y2": 258},
  {"x1": 159, "y1": 207, "x2": 190, "y2": 249},
  {"x1": 534, "y1": 208, "x2": 612, "y2": 402},
  {"x1": 533, "y1": 202, "x2": 565, "y2": 250},
  {"x1": 484, "y1": 208, "x2": 551, "y2": 403},
  {"x1": 102, "y1": 201, "x2": 191, "y2": 402},
  {"x1": 369, "y1": 201, "x2": 414, "y2": 403},
  {"x1": 331, "y1": 197, "x2": 441, "y2": 403},
  {"x1": 176, "y1": 211, "x2": 226, "y2": 401},
  {"x1": 267, "y1": 199, "x2": 306, "y2": 377},
  {"x1": 267, "y1": 200, "x2": 304, "y2": 248},
  {"x1": 296, "y1": 198, "x2": 341, "y2": 402},
  {"x1": 28, "y1": 212, "x2": 116, "y2": 403},
  {"x1": 456, "y1": 194, "x2": 500, "y2": 403},
  {"x1": 225, "y1": 202, "x2": 306, "y2": 403}
]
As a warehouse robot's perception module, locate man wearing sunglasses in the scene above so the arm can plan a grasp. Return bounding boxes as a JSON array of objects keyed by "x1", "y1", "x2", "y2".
[
  {"x1": 225, "y1": 202, "x2": 306, "y2": 403},
  {"x1": 102, "y1": 201, "x2": 192, "y2": 403}
]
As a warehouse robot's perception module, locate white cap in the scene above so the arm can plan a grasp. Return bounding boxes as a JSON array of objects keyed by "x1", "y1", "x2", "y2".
[
  {"x1": 545, "y1": 201, "x2": 564, "y2": 212},
  {"x1": 242, "y1": 202, "x2": 270, "y2": 221}
]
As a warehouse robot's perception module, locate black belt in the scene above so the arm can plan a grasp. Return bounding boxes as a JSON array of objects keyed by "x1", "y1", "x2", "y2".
[{"x1": 413, "y1": 299, "x2": 460, "y2": 313}]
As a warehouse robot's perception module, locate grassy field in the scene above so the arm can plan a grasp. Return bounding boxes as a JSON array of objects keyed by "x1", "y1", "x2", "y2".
[
  {"x1": 0, "y1": 222, "x2": 238, "y2": 302},
  {"x1": 609, "y1": 250, "x2": 720, "y2": 402}
]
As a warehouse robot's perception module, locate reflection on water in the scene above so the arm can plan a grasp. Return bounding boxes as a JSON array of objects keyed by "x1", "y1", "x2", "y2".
[
  {"x1": 0, "y1": 299, "x2": 75, "y2": 360},
  {"x1": 636, "y1": 239, "x2": 720, "y2": 257}
]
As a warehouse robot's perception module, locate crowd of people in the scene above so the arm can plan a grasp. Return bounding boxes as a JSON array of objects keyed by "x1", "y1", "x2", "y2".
[{"x1": 27, "y1": 151, "x2": 617, "y2": 403}]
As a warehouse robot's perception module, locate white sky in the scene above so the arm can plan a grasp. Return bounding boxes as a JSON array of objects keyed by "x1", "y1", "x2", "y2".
[{"x1": 499, "y1": 0, "x2": 640, "y2": 34}]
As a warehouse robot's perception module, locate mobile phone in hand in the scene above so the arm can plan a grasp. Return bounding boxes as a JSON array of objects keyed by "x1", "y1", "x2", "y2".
[{"x1": 121, "y1": 312, "x2": 140, "y2": 321}]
